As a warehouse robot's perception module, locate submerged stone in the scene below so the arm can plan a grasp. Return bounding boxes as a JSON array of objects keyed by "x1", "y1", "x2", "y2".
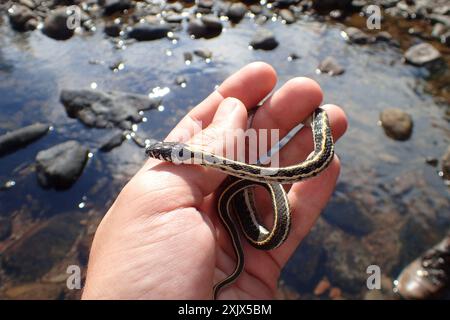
[{"x1": 0, "y1": 123, "x2": 49, "y2": 157}]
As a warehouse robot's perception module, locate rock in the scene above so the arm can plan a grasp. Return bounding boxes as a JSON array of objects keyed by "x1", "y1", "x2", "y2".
[
  {"x1": 175, "y1": 75, "x2": 187, "y2": 86},
  {"x1": 404, "y1": 43, "x2": 442, "y2": 66},
  {"x1": 376, "y1": 31, "x2": 393, "y2": 42},
  {"x1": 379, "y1": 108, "x2": 413, "y2": 141},
  {"x1": 187, "y1": 16, "x2": 222, "y2": 39},
  {"x1": 8, "y1": 4, "x2": 38, "y2": 31},
  {"x1": 281, "y1": 228, "x2": 326, "y2": 291},
  {"x1": 104, "y1": 22, "x2": 121, "y2": 37},
  {"x1": 425, "y1": 157, "x2": 438, "y2": 167},
  {"x1": 60, "y1": 89, "x2": 160, "y2": 129},
  {"x1": 274, "y1": 0, "x2": 301, "y2": 8},
  {"x1": 279, "y1": 9, "x2": 295, "y2": 24},
  {"x1": 193, "y1": 49, "x2": 212, "y2": 60},
  {"x1": 288, "y1": 53, "x2": 300, "y2": 61},
  {"x1": 103, "y1": 0, "x2": 132, "y2": 16},
  {"x1": 440, "y1": 31, "x2": 450, "y2": 46},
  {"x1": 428, "y1": 14, "x2": 450, "y2": 28},
  {"x1": 329, "y1": 9, "x2": 344, "y2": 20},
  {"x1": 127, "y1": 23, "x2": 171, "y2": 41},
  {"x1": 313, "y1": 278, "x2": 331, "y2": 296},
  {"x1": 42, "y1": 7, "x2": 75, "y2": 40},
  {"x1": 249, "y1": 4, "x2": 263, "y2": 14},
  {"x1": 322, "y1": 196, "x2": 374, "y2": 236},
  {"x1": 312, "y1": 0, "x2": 352, "y2": 11},
  {"x1": 99, "y1": 131, "x2": 125, "y2": 152},
  {"x1": 442, "y1": 146, "x2": 450, "y2": 180},
  {"x1": 250, "y1": 29, "x2": 279, "y2": 50},
  {"x1": 342, "y1": 27, "x2": 372, "y2": 44},
  {"x1": 431, "y1": 23, "x2": 446, "y2": 39},
  {"x1": 317, "y1": 56, "x2": 345, "y2": 76},
  {"x1": 36, "y1": 141, "x2": 89, "y2": 189},
  {"x1": 183, "y1": 52, "x2": 193, "y2": 63},
  {"x1": 165, "y1": 14, "x2": 184, "y2": 24},
  {"x1": 197, "y1": 0, "x2": 214, "y2": 10},
  {"x1": 325, "y1": 238, "x2": 373, "y2": 293},
  {"x1": 0, "y1": 123, "x2": 50, "y2": 157},
  {"x1": 1, "y1": 212, "x2": 83, "y2": 282},
  {"x1": 0, "y1": 216, "x2": 12, "y2": 241},
  {"x1": 227, "y1": 3, "x2": 247, "y2": 23}
]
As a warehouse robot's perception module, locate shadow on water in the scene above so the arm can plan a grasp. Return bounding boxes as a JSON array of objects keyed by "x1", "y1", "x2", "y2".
[{"x1": 0, "y1": 2, "x2": 449, "y2": 299}]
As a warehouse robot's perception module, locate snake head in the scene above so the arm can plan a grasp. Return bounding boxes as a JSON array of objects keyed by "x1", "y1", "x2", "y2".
[{"x1": 145, "y1": 141, "x2": 192, "y2": 163}]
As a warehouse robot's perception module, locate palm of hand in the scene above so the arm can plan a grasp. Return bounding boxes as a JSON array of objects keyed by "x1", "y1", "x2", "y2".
[{"x1": 82, "y1": 62, "x2": 347, "y2": 300}]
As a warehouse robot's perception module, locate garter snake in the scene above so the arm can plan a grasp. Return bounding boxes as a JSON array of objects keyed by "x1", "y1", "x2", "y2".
[{"x1": 145, "y1": 107, "x2": 334, "y2": 299}]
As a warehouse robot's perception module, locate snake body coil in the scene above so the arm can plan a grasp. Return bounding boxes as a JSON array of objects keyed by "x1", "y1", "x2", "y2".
[{"x1": 146, "y1": 107, "x2": 334, "y2": 299}]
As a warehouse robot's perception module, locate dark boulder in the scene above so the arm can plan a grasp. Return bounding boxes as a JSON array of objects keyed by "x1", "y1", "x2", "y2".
[
  {"x1": 227, "y1": 3, "x2": 247, "y2": 23},
  {"x1": 42, "y1": 7, "x2": 75, "y2": 40},
  {"x1": 250, "y1": 29, "x2": 279, "y2": 50},
  {"x1": 36, "y1": 141, "x2": 89, "y2": 189},
  {"x1": 127, "y1": 23, "x2": 171, "y2": 41},
  {"x1": 187, "y1": 16, "x2": 223, "y2": 39},
  {"x1": 103, "y1": 0, "x2": 133, "y2": 16},
  {"x1": 60, "y1": 89, "x2": 161, "y2": 129},
  {"x1": 8, "y1": 4, "x2": 38, "y2": 31},
  {"x1": 99, "y1": 131, "x2": 126, "y2": 152}
]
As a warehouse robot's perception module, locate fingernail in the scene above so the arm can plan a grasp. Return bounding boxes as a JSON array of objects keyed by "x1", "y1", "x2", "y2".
[{"x1": 214, "y1": 98, "x2": 238, "y2": 122}]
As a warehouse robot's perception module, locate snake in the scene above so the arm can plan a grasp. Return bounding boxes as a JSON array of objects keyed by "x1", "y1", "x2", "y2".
[{"x1": 145, "y1": 107, "x2": 334, "y2": 299}]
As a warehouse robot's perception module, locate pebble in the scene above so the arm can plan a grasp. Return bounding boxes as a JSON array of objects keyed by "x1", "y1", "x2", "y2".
[
  {"x1": 227, "y1": 3, "x2": 247, "y2": 23},
  {"x1": 0, "y1": 123, "x2": 50, "y2": 157},
  {"x1": 127, "y1": 23, "x2": 171, "y2": 41},
  {"x1": 249, "y1": 29, "x2": 279, "y2": 50},
  {"x1": 404, "y1": 43, "x2": 442, "y2": 66},
  {"x1": 317, "y1": 56, "x2": 345, "y2": 76},
  {"x1": 379, "y1": 108, "x2": 413, "y2": 141},
  {"x1": 279, "y1": 9, "x2": 296, "y2": 24},
  {"x1": 342, "y1": 26, "x2": 373, "y2": 44}
]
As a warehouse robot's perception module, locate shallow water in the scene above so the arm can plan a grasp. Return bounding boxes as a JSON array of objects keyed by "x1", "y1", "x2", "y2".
[{"x1": 0, "y1": 7, "x2": 449, "y2": 299}]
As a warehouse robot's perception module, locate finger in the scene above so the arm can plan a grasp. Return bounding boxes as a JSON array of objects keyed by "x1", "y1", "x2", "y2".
[
  {"x1": 270, "y1": 156, "x2": 341, "y2": 267},
  {"x1": 166, "y1": 62, "x2": 277, "y2": 142},
  {"x1": 138, "y1": 98, "x2": 248, "y2": 214},
  {"x1": 250, "y1": 77, "x2": 323, "y2": 154}
]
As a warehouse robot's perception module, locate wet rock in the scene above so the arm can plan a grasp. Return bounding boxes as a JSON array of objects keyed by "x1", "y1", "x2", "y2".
[
  {"x1": 8, "y1": 4, "x2": 38, "y2": 31},
  {"x1": 279, "y1": 9, "x2": 295, "y2": 24},
  {"x1": 0, "y1": 123, "x2": 50, "y2": 157},
  {"x1": 103, "y1": 0, "x2": 132, "y2": 16},
  {"x1": 322, "y1": 196, "x2": 374, "y2": 236},
  {"x1": 187, "y1": 16, "x2": 222, "y2": 39},
  {"x1": 127, "y1": 23, "x2": 171, "y2": 41},
  {"x1": 104, "y1": 22, "x2": 121, "y2": 37},
  {"x1": 317, "y1": 56, "x2": 345, "y2": 76},
  {"x1": 281, "y1": 227, "x2": 326, "y2": 291},
  {"x1": 375, "y1": 31, "x2": 393, "y2": 42},
  {"x1": 36, "y1": 141, "x2": 89, "y2": 189},
  {"x1": 329, "y1": 9, "x2": 344, "y2": 20},
  {"x1": 431, "y1": 23, "x2": 446, "y2": 39},
  {"x1": 165, "y1": 14, "x2": 184, "y2": 24},
  {"x1": 342, "y1": 27, "x2": 372, "y2": 44},
  {"x1": 404, "y1": 43, "x2": 442, "y2": 66},
  {"x1": 193, "y1": 49, "x2": 212, "y2": 60},
  {"x1": 442, "y1": 146, "x2": 450, "y2": 180},
  {"x1": 325, "y1": 238, "x2": 373, "y2": 293},
  {"x1": 0, "y1": 216, "x2": 12, "y2": 241},
  {"x1": 249, "y1": 4, "x2": 263, "y2": 14},
  {"x1": 1, "y1": 212, "x2": 83, "y2": 282},
  {"x1": 274, "y1": 0, "x2": 301, "y2": 9},
  {"x1": 99, "y1": 131, "x2": 125, "y2": 152},
  {"x1": 197, "y1": 0, "x2": 214, "y2": 10},
  {"x1": 60, "y1": 89, "x2": 160, "y2": 129},
  {"x1": 312, "y1": 0, "x2": 352, "y2": 12},
  {"x1": 250, "y1": 29, "x2": 279, "y2": 50},
  {"x1": 441, "y1": 31, "x2": 450, "y2": 46},
  {"x1": 42, "y1": 7, "x2": 75, "y2": 40},
  {"x1": 379, "y1": 108, "x2": 413, "y2": 141},
  {"x1": 227, "y1": 3, "x2": 247, "y2": 23},
  {"x1": 428, "y1": 14, "x2": 450, "y2": 28}
]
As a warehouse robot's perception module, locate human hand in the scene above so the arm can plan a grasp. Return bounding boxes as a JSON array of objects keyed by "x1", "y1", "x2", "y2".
[{"x1": 82, "y1": 62, "x2": 348, "y2": 299}]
